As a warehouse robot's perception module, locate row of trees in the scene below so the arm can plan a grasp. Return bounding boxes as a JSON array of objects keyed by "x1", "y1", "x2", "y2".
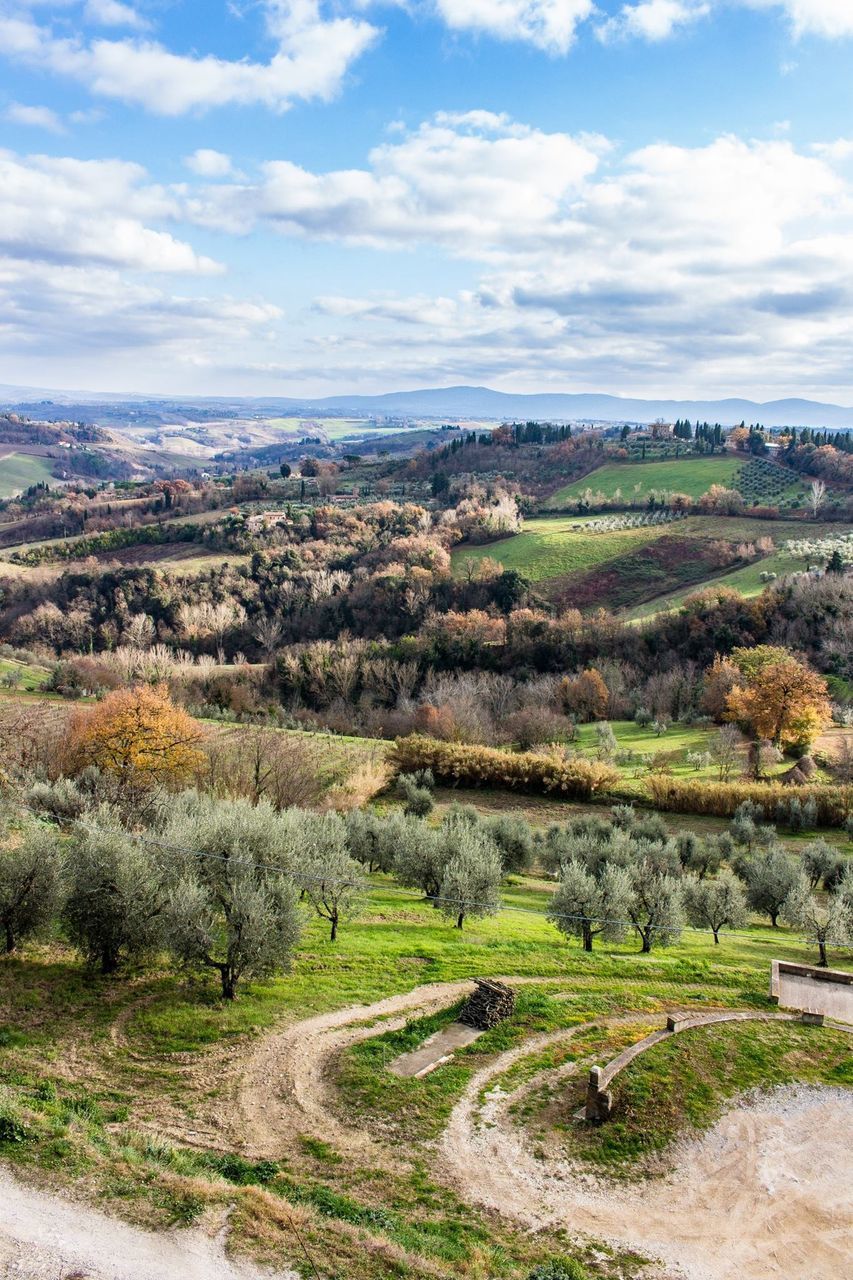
[
  {"x1": 4, "y1": 782, "x2": 849, "y2": 1011},
  {"x1": 545, "y1": 803, "x2": 853, "y2": 965}
]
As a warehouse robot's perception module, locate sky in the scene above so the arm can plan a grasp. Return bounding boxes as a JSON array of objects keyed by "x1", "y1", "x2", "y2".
[{"x1": 1, "y1": 1, "x2": 853, "y2": 400}]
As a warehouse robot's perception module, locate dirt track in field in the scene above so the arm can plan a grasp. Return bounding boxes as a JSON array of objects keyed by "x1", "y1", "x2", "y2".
[
  {"x1": 0, "y1": 1169, "x2": 297, "y2": 1280},
  {"x1": 231, "y1": 980, "x2": 853, "y2": 1280}
]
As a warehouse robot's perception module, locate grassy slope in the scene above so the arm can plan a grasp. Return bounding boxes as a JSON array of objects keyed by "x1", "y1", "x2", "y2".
[
  {"x1": 451, "y1": 515, "x2": 677, "y2": 583},
  {"x1": 0, "y1": 453, "x2": 56, "y2": 498},
  {"x1": 627, "y1": 548, "x2": 804, "y2": 620},
  {"x1": 526, "y1": 1018, "x2": 853, "y2": 1174},
  {"x1": 450, "y1": 514, "x2": 841, "y2": 593},
  {"x1": 2, "y1": 874, "x2": 850, "y2": 1280},
  {"x1": 549, "y1": 456, "x2": 744, "y2": 504},
  {"x1": 0, "y1": 657, "x2": 51, "y2": 692}
]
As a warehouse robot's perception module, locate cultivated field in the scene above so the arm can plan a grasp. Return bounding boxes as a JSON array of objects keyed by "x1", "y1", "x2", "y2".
[
  {"x1": 549, "y1": 455, "x2": 744, "y2": 504},
  {"x1": 451, "y1": 513, "x2": 848, "y2": 612}
]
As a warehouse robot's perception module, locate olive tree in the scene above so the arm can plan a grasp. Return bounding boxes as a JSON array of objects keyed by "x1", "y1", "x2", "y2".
[
  {"x1": 800, "y1": 839, "x2": 843, "y2": 890},
  {"x1": 741, "y1": 846, "x2": 799, "y2": 928},
  {"x1": 782, "y1": 875, "x2": 852, "y2": 968},
  {"x1": 65, "y1": 811, "x2": 165, "y2": 973},
  {"x1": 484, "y1": 814, "x2": 535, "y2": 875},
  {"x1": 165, "y1": 867, "x2": 300, "y2": 999},
  {"x1": 438, "y1": 826, "x2": 502, "y2": 929},
  {"x1": 0, "y1": 823, "x2": 64, "y2": 953},
  {"x1": 346, "y1": 808, "x2": 401, "y2": 874},
  {"x1": 157, "y1": 793, "x2": 304, "y2": 994},
  {"x1": 296, "y1": 830, "x2": 366, "y2": 942},
  {"x1": 548, "y1": 859, "x2": 631, "y2": 952},
  {"x1": 394, "y1": 821, "x2": 452, "y2": 901},
  {"x1": 627, "y1": 869, "x2": 683, "y2": 953},
  {"x1": 684, "y1": 870, "x2": 748, "y2": 944}
]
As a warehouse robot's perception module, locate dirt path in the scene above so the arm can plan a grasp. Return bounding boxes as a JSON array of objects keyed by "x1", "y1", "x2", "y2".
[
  {"x1": 234, "y1": 978, "x2": 479, "y2": 1160},
  {"x1": 441, "y1": 1057, "x2": 853, "y2": 1280},
  {"x1": 0, "y1": 1168, "x2": 298, "y2": 1280},
  {"x1": 233, "y1": 980, "x2": 853, "y2": 1280}
]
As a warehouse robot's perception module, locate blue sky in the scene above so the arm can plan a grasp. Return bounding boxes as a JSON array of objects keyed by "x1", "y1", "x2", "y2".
[{"x1": 1, "y1": 0, "x2": 853, "y2": 399}]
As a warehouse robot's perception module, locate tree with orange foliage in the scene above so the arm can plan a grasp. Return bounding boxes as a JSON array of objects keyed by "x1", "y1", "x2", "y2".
[
  {"x1": 70, "y1": 685, "x2": 203, "y2": 807},
  {"x1": 724, "y1": 646, "x2": 831, "y2": 751},
  {"x1": 561, "y1": 668, "x2": 609, "y2": 722}
]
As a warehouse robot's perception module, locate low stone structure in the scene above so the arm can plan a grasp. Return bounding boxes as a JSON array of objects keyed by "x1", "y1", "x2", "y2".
[
  {"x1": 770, "y1": 959, "x2": 853, "y2": 1023},
  {"x1": 583, "y1": 1009, "x2": 796, "y2": 1123}
]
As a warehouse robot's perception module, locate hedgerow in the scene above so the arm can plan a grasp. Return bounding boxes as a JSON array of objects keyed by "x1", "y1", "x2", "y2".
[
  {"x1": 392, "y1": 735, "x2": 618, "y2": 799},
  {"x1": 646, "y1": 775, "x2": 852, "y2": 826}
]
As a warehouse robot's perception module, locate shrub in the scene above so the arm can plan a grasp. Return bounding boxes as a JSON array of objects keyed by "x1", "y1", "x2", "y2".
[
  {"x1": 528, "y1": 1260, "x2": 589, "y2": 1280},
  {"x1": 646, "y1": 775, "x2": 851, "y2": 826},
  {"x1": 397, "y1": 773, "x2": 435, "y2": 817},
  {"x1": 392, "y1": 736, "x2": 618, "y2": 800}
]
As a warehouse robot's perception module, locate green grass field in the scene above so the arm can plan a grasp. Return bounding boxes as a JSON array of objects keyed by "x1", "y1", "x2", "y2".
[
  {"x1": 452, "y1": 515, "x2": 832, "y2": 586},
  {"x1": 627, "y1": 548, "x2": 804, "y2": 620},
  {"x1": 451, "y1": 514, "x2": 676, "y2": 583},
  {"x1": 0, "y1": 453, "x2": 56, "y2": 498},
  {"x1": 549, "y1": 456, "x2": 744, "y2": 505}
]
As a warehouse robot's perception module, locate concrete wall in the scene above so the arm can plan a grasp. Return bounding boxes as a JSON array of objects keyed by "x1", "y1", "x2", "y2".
[{"x1": 770, "y1": 960, "x2": 853, "y2": 1024}]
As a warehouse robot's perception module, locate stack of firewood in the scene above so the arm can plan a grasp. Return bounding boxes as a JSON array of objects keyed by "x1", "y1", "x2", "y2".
[{"x1": 458, "y1": 979, "x2": 516, "y2": 1030}]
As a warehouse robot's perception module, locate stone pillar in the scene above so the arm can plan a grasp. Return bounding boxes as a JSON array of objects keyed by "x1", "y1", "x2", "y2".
[{"x1": 585, "y1": 1066, "x2": 613, "y2": 1123}]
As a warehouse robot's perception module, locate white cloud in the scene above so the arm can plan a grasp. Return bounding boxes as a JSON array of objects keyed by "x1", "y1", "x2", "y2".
[
  {"x1": 84, "y1": 0, "x2": 148, "y2": 29},
  {"x1": 0, "y1": 256, "x2": 281, "y2": 383},
  {"x1": 3, "y1": 102, "x2": 65, "y2": 133},
  {"x1": 600, "y1": 0, "x2": 853, "y2": 42},
  {"x1": 599, "y1": 0, "x2": 709, "y2": 42},
  {"x1": 433, "y1": 0, "x2": 594, "y2": 54},
  {"x1": 229, "y1": 125, "x2": 853, "y2": 398},
  {"x1": 189, "y1": 112, "x2": 606, "y2": 252},
  {"x1": 0, "y1": 150, "x2": 221, "y2": 273},
  {"x1": 185, "y1": 149, "x2": 234, "y2": 178},
  {"x1": 813, "y1": 138, "x2": 853, "y2": 162},
  {"x1": 744, "y1": 0, "x2": 853, "y2": 37},
  {"x1": 0, "y1": 2, "x2": 379, "y2": 116}
]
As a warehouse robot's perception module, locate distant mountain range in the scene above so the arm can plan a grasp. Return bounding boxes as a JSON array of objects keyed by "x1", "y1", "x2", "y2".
[
  {"x1": 2, "y1": 382, "x2": 853, "y2": 429},
  {"x1": 284, "y1": 386, "x2": 853, "y2": 428}
]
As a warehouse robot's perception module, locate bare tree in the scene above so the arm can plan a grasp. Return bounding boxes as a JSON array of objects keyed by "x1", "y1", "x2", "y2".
[
  {"x1": 252, "y1": 616, "x2": 284, "y2": 660},
  {"x1": 810, "y1": 478, "x2": 827, "y2": 518},
  {"x1": 204, "y1": 729, "x2": 330, "y2": 810},
  {"x1": 710, "y1": 724, "x2": 741, "y2": 781}
]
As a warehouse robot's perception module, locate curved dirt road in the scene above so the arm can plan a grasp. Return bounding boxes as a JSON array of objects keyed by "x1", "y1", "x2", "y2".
[
  {"x1": 232, "y1": 979, "x2": 853, "y2": 1280},
  {"x1": 0, "y1": 1168, "x2": 298, "y2": 1280},
  {"x1": 440, "y1": 1047, "x2": 853, "y2": 1280}
]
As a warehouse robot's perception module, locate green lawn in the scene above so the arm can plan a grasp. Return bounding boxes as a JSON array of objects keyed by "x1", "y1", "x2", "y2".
[
  {"x1": 0, "y1": 453, "x2": 56, "y2": 498},
  {"x1": 549, "y1": 456, "x2": 744, "y2": 505}
]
